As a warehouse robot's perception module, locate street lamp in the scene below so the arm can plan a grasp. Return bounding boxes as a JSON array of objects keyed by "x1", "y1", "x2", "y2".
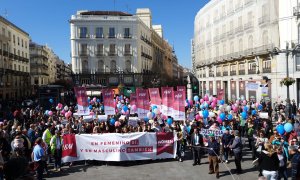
[{"x1": 272, "y1": 43, "x2": 300, "y2": 118}]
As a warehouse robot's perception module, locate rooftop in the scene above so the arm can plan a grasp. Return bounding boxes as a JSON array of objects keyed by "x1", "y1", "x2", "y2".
[
  {"x1": 78, "y1": 11, "x2": 132, "y2": 16},
  {"x1": 0, "y1": 16, "x2": 29, "y2": 36}
]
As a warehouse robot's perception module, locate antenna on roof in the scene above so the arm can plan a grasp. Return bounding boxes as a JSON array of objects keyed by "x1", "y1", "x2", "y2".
[{"x1": 3, "y1": 9, "x2": 8, "y2": 19}]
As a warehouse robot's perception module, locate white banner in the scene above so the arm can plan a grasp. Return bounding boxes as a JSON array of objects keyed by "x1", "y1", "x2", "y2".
[
  {"x1": 246, "y1": 83, "x2": 259, "y2": 91},
  {"x1": 200, "y1": 129, "x2": 224, "y2": 137},
  {"x1": 62, "y1": 132, "x2": 176, "y2": 162}
]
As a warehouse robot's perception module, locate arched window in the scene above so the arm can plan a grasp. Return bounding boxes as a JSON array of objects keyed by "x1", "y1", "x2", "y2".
[
  {"x1": 98, "y1": 60, "x2": 104, "y2": 72},
  {"x1": 110, "y1": 60, "x2": 116, "y2": 72},
  {"x1": 125, "y1": 60, "x2": 131, "y2": 72}
]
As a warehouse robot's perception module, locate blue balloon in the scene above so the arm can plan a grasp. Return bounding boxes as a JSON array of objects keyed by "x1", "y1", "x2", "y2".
[
  {"x1": 200, "y1": 105, "x2": 204, "y2": 109},
  {"x1": 89, "y1": 105, "x2": 93, "y2": 110},
  {"x1": 251, "y1": 110, "x2": 257, "y2": 115},
  {"x1": 96, "y1": 99, "x2": 100, "y2": 103},
  {"x1": 152, "y1": 105, "x2": 158, "y2": 111},
  {"x1": 49, "y1": 98, "x2": 54, "y2": 104},
  {"x1": 284, "y1": 123, "x2": 293, "y2": 133},
  {"x1": 220, "y1": 113, "x2": 226, "y2": 121},
  {"x1": 167, "y1": 118, "x2": 173, "y2": 125},
  {"x1": 204, "y1": 102, "x2": 209, "y2": 109},
  {"x1": 187, "y1": 126, "x2": 191, "y2": 133},
  {"x1": 258, "y1": 104, "x2": 263, "y2": 111},
  {"x1": 277, "y1": 125, "x2": 285, "y2": 135},
  {"x1": 88, "y1": 97, "x2": 91, "y2": 100},
  {"x1": 203, "y1": 109, "x2": 209, "y2": 118},
  {"x1": 194, "y1": 96, "x2": 199, "y2": 102},
  {"x1": 243, "y1": 106, "x2": 248, "y2": 112},
  {"x1": 241, "y1": 111, "x2": 247, "y2": 119},
  {"x1": 228, "y1": 114, "x2": 233, "y2": 120},
  {"x1": 45, "y1": 110, "x2": 49, "y2": 115},
  {"x1": 151, "y1": 112, "x2": 156, "y2": 118},
  {"x1": 117, "y1": 103, "x2": 122, "y2": 109},
  {"x1": 110, "y1": 118, "x2": 116, "y2": 126},
  {"x1": 123, "y1": 105, "x2": 129, "y2": 111},
  {"x1": 220, "y1": 100, "x2": 225, "y2": 105},
  {"x1": 144, "y1": 117, "x2": 149, "y2": 122}
]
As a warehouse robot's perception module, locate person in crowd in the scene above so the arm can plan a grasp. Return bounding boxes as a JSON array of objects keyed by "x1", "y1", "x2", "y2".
[
  {"x1": 221, "y1": 128, "x2": 232, "y2": 163},
  {"x1": 50, "y1": 130, "x2": 62, "y2": 172},
  {"x1": 230, "y1": 130, "x2": 243, "y2": 174},
  {"x1": 276, "y1": 145, "x2": 288, "y2": 180},
  {"x1": 191, "y1": 128, "x2": 204, "y2": 166},
  {"x1": 207, "y1": 133, "x2": 220, "y2": 179},
  {"x1": 290, "y1": 145, "x2": 300, "y2": 180},
  {"x1": 32, "y1": 138, "x2": 45, "y2": 180},
  {"x1": 258, "y1": 142, "x2": 279, "y2": 180},
  {"x1": 42, "y1": 124, "x2": 53, "y2": 163}
]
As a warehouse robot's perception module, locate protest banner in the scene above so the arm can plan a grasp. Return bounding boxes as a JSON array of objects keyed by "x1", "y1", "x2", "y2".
[
  {"x1": 74, "y1": 87, "x2": 89, "y2": 115},
  {"x1": 177, "y1": 86, "x2": 186, "y2": 101},
  {"x1": 136, "y1": 88, "x2": 149, "y2": 118},
  {"x1": 161, "y1": 87, "x2": 174, "y2": 116},
  {"x1": 200, "y1": 129, "x2": 224, "y2": 137},
  {"x1": 61, "y1": 132, "x2": 176, "y2": 162},
  {"x1": 102, "y1": 89, "x2": 115, "y2": 115},
  {"x1": 172, "y1": 91, "x2": 185, "y2": 120},
  {"x1": 148, "y1": 88, "x2": 161, "y2": 109}
]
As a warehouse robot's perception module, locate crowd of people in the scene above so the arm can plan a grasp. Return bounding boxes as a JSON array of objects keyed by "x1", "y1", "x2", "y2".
[{"x1": 0, "y1": 93, "x2": 300, "y2": 180}]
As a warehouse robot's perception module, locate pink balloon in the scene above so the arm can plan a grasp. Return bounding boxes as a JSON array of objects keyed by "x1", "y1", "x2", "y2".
[
  {"x1": 256, "y1": 102, "x2": 260, "y2": 108},
  {"x1": 65, "y1": 113, "x2": 70, "y2": 118},
  {"x1": 185, "y1": 102, "x2": 189, "y2": 107},
  {"x1": 217, "y1": 117, "x2": 222, "y2": 124},
  {"x1": 236, "y1": 100, "x2": 239, "y2": 104},
  {"x1": 204, "y1": 95, "x2": 209, "y2": 101},
  {"x1": 189, "y1": 100, "x2": 193, "y2": 105},
  {"x1": 48, "y1": 111, "x2": 53, "y2": 116},
  {"x1": 242, "y1": 100, "x2": 247, "y2": 105},
  {"x1": 200, "y1": 99, "x2": 204, "y2": 104},
  {"x1": 115, "y1": 121, "x2": 121, "y2": 127},
  {"x1": 195, "y1": 114, "x2": 200, "y2": 120},
  {"x1": 90, "y1": 100, "x2": 94, "y2": 104},
  {"x1": 218, "y1": 110, "x2": 221, "y2": 115},
  {"x1": 131, "y1": 105, "x2": 137, "y2": 111},
  {"x1": 90, "y1": 111, "x2": 94, "y2": 115},
  {"x1": 211, "y1": 102, "x2": 216, "y2": 108}
]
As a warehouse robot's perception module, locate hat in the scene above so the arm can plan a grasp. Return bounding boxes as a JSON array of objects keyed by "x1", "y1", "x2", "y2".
[
  {"x1": 208, "y1": 133, "x2": 215, "y2": 137},
  {"x1": 234, "y1": 130, "x2": 240, "y2": 136}
]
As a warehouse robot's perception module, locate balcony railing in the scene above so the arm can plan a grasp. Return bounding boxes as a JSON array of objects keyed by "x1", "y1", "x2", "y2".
[
  {"x1": 95, "y1": 35, "x2": 104, "y2": 38},
  {"x1": 79, "y1": 34, "x2": 89, "y2": 38},
  {"x1": 244, "y1": 48, "x2": 254, "y2": 56},
  {"x1": 258, "y1": 15, "x2": 270, "y2": 25},
  {"x1": 235, "y1": 26, "x2": 243, "y2": 34},
  {"x1": 79, "y1": 51, "x2": 88, "y2": 56},
  {"x1": 216, "y1": 72, "x2": 222, "y2": 77},
  {"x1": 209, "y1": 72, "x2": 214, "y2": 77},
  {"x1": 109, "y1": 51, "x2": 117, "y2": 56},
  {"x1": 124, "y1": 51, "x2": 132, "y2": 56},
  {"x1": 202, "y1": 74, "x2": 206, "y2": 78},
  {"x1": 244, "y1": 0, "x2": 254, "y2": 7},
  {"x1": 95, "y1": 51, "x2": 104, "y2": 56},
  {"x1": 256, "y1": 44, "x2": 274, "y2": 54},
  {"x1": 141, "y1": 52, "x2": 152, "y2": 60},
  {"x1": 223, "y1": 71, "x2": 228, "y2": 76},
  {"x1": 230, "y1": 71, "x2": 236, "y2": 76},
  {"x1": 227, "y1": 29, "x2": 234, "y2": 37},
  {"x1": 239, "y1": 69, "x2": 245, "y2": 75},
  {"x1": 244, "y1": 21, "x2": 254, "y2": 31},
  {"x1": 123, "y1": 35, "x2": 132, "y2": 39},
  {"x1": 108, "y1": 35, "x2": 116, "y2": 38},
  {"x1": 248, "y1": 69, "x2": 256, "y2": 74},
  {"x1": 263, "y1": 68, "x2": 271, "y2": 73}
]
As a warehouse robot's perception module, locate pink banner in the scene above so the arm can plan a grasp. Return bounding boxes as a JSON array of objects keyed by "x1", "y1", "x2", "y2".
[
  {"x1": 161, "y1": 87, "x2": 174, "y2": 116},
  {"x1": 130, "y1": 92, "x2": 137, "y2": 115},
  {"x1": 172, "y1": 91, "x2": 185, "y2": 120},
  {"x1": 74, "y1": 87, "x2": 89, "y2": 115},
  {"x1": 177, "y1": 86, "x2": 186, "y2": 101},
  {"x1": 136, "y1": 88, "x2": 149, "y2": 118},
  {"x1": 148, "y1": 88, "x2": 161, "y2": 107},
  {"x1": 102, "y1": 89, "x2": 115, "y2": 115}
]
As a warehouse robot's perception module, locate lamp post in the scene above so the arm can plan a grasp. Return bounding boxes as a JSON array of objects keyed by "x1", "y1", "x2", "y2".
[{"x1": 272, "y1": 43, "x2": 300, "y2": 118}]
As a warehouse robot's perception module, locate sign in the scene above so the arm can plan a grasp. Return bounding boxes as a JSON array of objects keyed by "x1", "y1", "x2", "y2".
[
  {"x1": 161, "y1": 87, "x2": 174, "y2": 116},
  {"x1": 217, "y1": 89, "x2": 224, "y2": 100},
  {"x1": 172, "y1": 91, "x2": 185, "y2": 120},
  {"x1": 177, "y1": 86, "x2": 186, "y2": 101},
  {"x1": 102, "y1": 89, "x2": 115, "y2": 115},
  {"x1": 74, "y1": 87, "x2": 89, "y2": 115},
  {"x1": 259, "y1": 112, "x2": 269, "y2": 119},
  {"x1": 136, "y1": 88, "x2": 149, "y2": 118},
  {"x1": 261, "y1": 87, "x2": 268, "y2": 97},
  {"x1": 130, "y1": 92, "x2": 137, "y2": 114},
  {"x1": 123, "y1": 87, "x2": 136, "y2": 97},
  {"x1": 200, "y1": 129, "x2": 224, "y2": 137},
  {"x1": 246, "y1": 83, "x2": 259, "y2": 91},
  {"x1": 61, "y1": 133, "x2": 176, "y2": 162},
  {"x1": 128, "y1": 117, "x2": 139, "y2": 127},
  {"x1": 148, "y1": 88, "x2": 161, "y2": 108},
  {"x1": 98, "y1": 115, "x2": 108, "y2": 122}
]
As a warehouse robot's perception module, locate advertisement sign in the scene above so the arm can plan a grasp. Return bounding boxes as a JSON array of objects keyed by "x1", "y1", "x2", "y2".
[
  {"x1": 62, "y1": 133, "x2": 176, "y2": 162},
  {"x1": 161, "y1": 87, "x2": 174, "y2": 116},
  {"x1": 74, "y1": 87, "x2": 89, "y2": 115},
  {"x1": 102, "y1": 89, "x2": 115, "y2": 115},
  {"x1": 239, "y1": 81, "x2": 246, "y2": 99},
  {"x1": 172, "y1": 91, "x2": 185, "y2": 120},
  {"x1": 136, "y1": 88, "x2": 149, "y2": 118},
  {"x1": 217, "y1": 89, "x2": 224, "y2": 100}
]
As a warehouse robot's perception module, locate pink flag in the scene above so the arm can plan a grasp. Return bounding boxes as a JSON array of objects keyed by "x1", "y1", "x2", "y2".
[
  {"x1": 74, "y1": 87, "x2": 89, "y2": 115},
  {"x1": 161, "y1": 87, "x2": 174, "y2": 116},
  {"x1": 173, "y1": 91, "x2": 186, "y2": 120},
  {"x1": 177, "y1": 86, "x2": 186, "y2": 101},
  {"x1": 102, "y1": 89, "x2": 115, "y2": 115},
  {"x1": 148, "y1": 88, "x2": 161, "y2": 107},
  {"x1": 136, "y1": 88, "x2": 149, "y2": 118}
]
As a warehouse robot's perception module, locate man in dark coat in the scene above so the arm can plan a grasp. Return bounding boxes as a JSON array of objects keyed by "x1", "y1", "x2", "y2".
[{"x1": 191, "y1": 128, "x2": 204, "y2": 166}]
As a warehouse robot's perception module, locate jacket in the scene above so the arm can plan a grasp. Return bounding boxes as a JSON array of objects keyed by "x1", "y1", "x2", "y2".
[
  {"x1": 222, "y1": 133, "x2": 232, "y2": 147},
  {"x1": 258, "y1": 150, "x2": 279, "y2": 171},
  {"x1": 50, "y1": 135, "x2": 62, "y2": 155},
  {"x1": 230, "y1": 136, "x2": 242, "y2": 154},
  {"x1": 291, "y1": 152, "x2": 300, "y2": 180},
  {"x1": 191, "y1": 133, "x2": 204, "y2": 146},
  {"x1": 207, "y1": 140, "x2": 220, "y2": 156}
]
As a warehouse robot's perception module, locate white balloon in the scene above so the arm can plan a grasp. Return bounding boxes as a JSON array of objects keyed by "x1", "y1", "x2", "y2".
[
  {"x1": 226, "y1": 106, "x2": 231, "y2": 112},
  {"x1": 219, "y1": 105, "x2": 223, "y2": 110},
  {"x1": 251, "y1": 104, "x2": 255, "y2": 108},
  {"x1": 209, "y1": 112, "x2": 215, "y2": 117},
  {"x1": 64, "y1": 106, "x2": 69, "y2": 111},
  {"x1": 209, "y1": 96, "x2": 213, "y2": 102},
  {"x1": 198, "y1": 111, "x2": 203, "y2": 117}
]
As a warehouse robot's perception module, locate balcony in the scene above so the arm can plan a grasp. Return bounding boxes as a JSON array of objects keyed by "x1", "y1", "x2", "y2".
[
  {"x1": 95, "y1": 35, "x2": 104, "y2": 39},
  {"x1": 248, "y1": 69, "x2": 256, "y2": 74},
  {"x1": 206, "y1": 39, "x2": 211, "y2": 46},
  {"x1": 108, "y1": 51, "x2": 117, "y2": 56},
  {"x1": 227, "y1": 29, "x2": 234, "y2": 37},
  {"x1": 263, "y1": 68, "x2": 271, "y2": 73},
  {"x1": 95, "y1": 51, "x2": 104, "y2": 57},
  {"x1": 209, "y1": 72, "x2": 214, "y2": 77},
  {"x1": 0, "y1": 34, "x2": 10, "y2": 42},
  {"x1": 141, "y1": 52, "x2": 152, "y2": 60},
  {"x1": 202, "y1": 74, "x2": 206, "y2": 78},
  {"x1": 244, "y1": 0, "x2": 254, "y2": 7},
  {"x1": 79, "y1": 34, "x2": 89, "y2": 38},
  {"x1": 123, "y1": 35, "x2": 132, "y2": 39},
  {"x1": 108, "y1": 35, "x2": 116, "y2": 39},
  {"x1": 213, "y1": 35, "x2": 220, "y2": 43},
  {"x1": 255, "y1": 44, "x2": 274, "y2": 55},
  {"x1": 244, "y1": 21, "x2": 254, "y2": 31},
  {"x1": 31, "y1": 62, "x2": 48, "y2": 69},
  {"x1": 235, "y1": 26, "x2": 243, "y2": 34},
  {"x1": 216, "y1": 72, "x2": 222, "y2": 77},
  {"x1": 230, "y1": 71, "x2": 236, "y2": 76},
  {"x1": 239, "y1": 69, "x2": 245, "y2": 75},
  {"x1": 223, "y1": 71, "x2": 228, "y2": 76},
  {"x1": 220, "y1": 32, "x2": 226, "y2": 40},
  {"x1": 258, "y1": 15, "x2": 270, "y2": 26},
  {"x1": 124, "y1": 51, "x2": 132, "y2": 56},
  {"x1": 79, "y1": 51, "x2": 88, "y2": 56},
  {"x1": 244, "y1": 48, "x2": 254, "y2": 56}
]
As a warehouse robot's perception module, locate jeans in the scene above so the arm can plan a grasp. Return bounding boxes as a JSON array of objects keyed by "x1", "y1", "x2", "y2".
[
  {"x1": 277, "y1": 167, "x2": 288, "y2": 180},
  {"x1": 262, "y1": 170, "x2": 278, "y2": 180},
  {"x1": 36, "y1": 161, "x2": 45, "y2": 180},
  {"x1": 54, "y1": 149, "x2": 62, "y2": 169},
  {"x1": 234, "y1": 152, "x2": 242, "y2": 173},
  {"x1": 223, "y1": 147, "x2": 229, "y2": 161}
]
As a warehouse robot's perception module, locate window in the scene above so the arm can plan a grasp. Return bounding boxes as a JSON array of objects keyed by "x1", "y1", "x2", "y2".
[
  {"x1": 25, "y1": 41, "x2": 27, "y2": 48},
  {"x1": 109, "y1": 27, "x2": 115, "y2": 38},
  {"x1": 230, "y1": 64, "x2": 236, "y2": 71},
  {"x1": 96, "y1": 44, "x2": 103, "y2": 55},
  {"x1": 13, "y1": 35, "x2": 15, "y2": 44},
  {"x1": 125, "y1": 60, "x2": 131, "y2": 72},
  {"x1": 21, "y1": 39, "x2": 23, "y2": 47},
  {"x1": 17, "y1": 37, "x2": 19, "y2": 45},
  {"x1": 124, "y1": 28, "x2": 130, "y2": 38},
  {"x1": 109, "y1": 44, "x2": 116, "y2": 54},
  {"x1": 248, "y1": 61, "x2": 256, "y2": 71},
  {"x1": 14, "y1": 64, "x2": 16, "y2": 70},
  {"x1": 95, "y1": 27, "x2": 103, "y2": 38},
  {"x1": 82, "y1": 60, "x2": 88, "y2": 71},
  {"x1": 8, "y1": 31, "x2": 11, "y2": 40},
  {"x1": 80, "y1": 44, "x2": 87, "y2": 54},
  {"x1": 263, "y1": 59, "x2": 271, "y2": 72},
  {"x1": 125, "y1": 44, "x2": 131, "y2": 54},
  {"x1": 239, "y1": 63, "x2": 245, "y2": 70},
  {"x1": 110, "y1": 60, "x2": 116, "y2": 72},
  {"x1": 79, "y1": 27, "x2": 88, "y2": 38},
  {"x1": 98, "y1": 60, "x2": 104, "y2": 72}
]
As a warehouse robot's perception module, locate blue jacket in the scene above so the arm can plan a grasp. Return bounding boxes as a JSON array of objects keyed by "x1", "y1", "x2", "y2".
[
  {"x1": 222, "y1": 133, "x2": 232, "y2": 146},
  {"x1": 208, "y1": 140, "x2": 220, "y2": 156},
  {"x1": 291, "y1": 152, "x2": 300, "y2": 180}
]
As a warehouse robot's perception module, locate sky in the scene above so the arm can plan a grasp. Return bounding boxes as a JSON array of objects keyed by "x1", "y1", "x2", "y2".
[{"x1": 0, "y1": 0, "x2": 209, "y2": 68}]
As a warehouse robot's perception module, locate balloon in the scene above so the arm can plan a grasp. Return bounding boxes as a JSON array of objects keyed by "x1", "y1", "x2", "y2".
[
  {"x1": 93, "y1": 97, "x2": 97, "y2": 102},
  {"x1": 185, "y1": 102, "x2": 189, "y2": 107},
  {"x1": 243, "y1": 106, "x2": 248, "y2": 112},
  {"x1": 56, "y1": 106, "x2": 60, "y2": 111},
  {"x1": 115, "y1": 121, "x2": 121, "y2": 127},
  {"x1": 255, "y1": 102, "x2": 260, "y2": 108},
  {"x1": 200, "y1": 99, "x2": 204, "y2": 104},
  {"x1": 45, "y1": 110, "x2": 49, "y2": 115},
  {"x1": 277, "y1": 125, "x2": 285, "y2": 135},
  {"x1": 49, "y1": 98, "x2": 54, "y2": 104},
  {"x1": 64, "y1": 106, "x2": 69, "y2": 111},
  {"x1": 241, "y1": 111, "x2": 247, "y2": 119},
  {"x1": 167, "y1": 118, "x2": 173, "y2": 125},
  {"x1": 251, "y1": 110, "x2": 257, "y2": 115},
  {"x1": 153, "y1": 108, "x2": 160, "y2": 114},
  {"x1": 220, "y1": 100, "x2": 225, "y2": 105},
  {"x1": 202, "y1": 109, "x2": 209, "y2": 118},
  {"x1": 240, "y1": 96, "x2": 245, "y2": 101},
  {"x1": 189, "y1": 100, "x2": 193, "y2": 105},
  {"x1": 88, "y1": 97, "x2": 91, "y2": 100},
  {"x1": 251, "y1": 104, "x2": 255, "y2": 108},
  {"x1": 151, "y1": 112, "x2": 156, "y2": 119},
  {"x1": 258, "y1": 104, "x2": 263, "y2": 111},
  {"x1": 213, "y1": 97, "x2": 218, "y2": 103},
  {"x1": 195, "y1": 114, "x2": 201, "y2": 120},
  {"x1": 152, "y1": 105, "x2": 158, "y2": 111},
  {"x1": 194, "y1": 96, "x2": 199, "y2": 102},
  {"x1": 204, "y1": 102, "x2": 208, "y2": 109},
  {"x1": 284, "y1": 123, "x2": 293, "y2": 133},
  {"x1": 121, "y1": 109, "x2": 126, "y2": 114},
  {"x1": 89, "y1": 105, "x2": 93, "y2": 110},
  {"x1": 90, "y1": 111, "x2": 94, "y2": 115},
  {"x1": 217, "y1": 117, "x2": 222, "y2": 124},
  {"x1": 219, "y1": 105, "x2": 224, "y2": 110},
  {"x1": 90, "y1": 100, "x2": 94, "y2": 104},
  {"x1": 144, "y1": 117, "x2": 149, "y2": 122},
  {"x1": 200, "y1": 104, "x2": 204, "y2": 109},
  {"x1": 204, "y1": 95, "x2": 209, "y2": 101},
  {"x1": 226, "y1": 106, "x2": 231, "y2": 112},
  {"x1": 236, "y1": 100, "x2": 239, "y2": 104},
  {"x1": 65, "y1": 113, "x2": 70, "y2": 118},
  {"x1": 117, "y1": 103, "x2": 122, "y2": 109},
  {"x1": 228, "y1": 114, "x2": 233, "y2": 120},
  {"x1": 96, "y1": 99, "x2": 101, "y2": 103},
  {"x1": 220, "y1": 113, "x2": 226, "y2": 121},
  {"x1": 209, "y1": 112, "x2": 215, "y2": 117},
  {"x1": 57, "y1": 103, "x2": 63, "y2": 109},
  {"x1": 48, "y1": 111, "x2": 53, "y2": 116},
  {"x1": 147, "y1": 112, "x2": 152, "y2": 119},
  {"x1": 110, "y1": 118, "x2": 116, "y2": 126},
  {"x1": 209, "y1": 96, "x2": 213, "y2": 102},
  {"x1": 211, "y1": 102, "x2": 216, "y2": 108},
  {"x1": 123, "y1": 105, "x2": 129, "y2": 112},
  {"x1": 131, "y1": 105, "x2": 137, "y2": 111}
]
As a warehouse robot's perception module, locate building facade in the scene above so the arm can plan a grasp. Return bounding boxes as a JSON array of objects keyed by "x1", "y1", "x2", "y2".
[
  {"x1": 193, "y1": 0, "x2": 287, "y2": 103},
  {"x1": 70, "y1": 9, "x2": 179, "y2": 87},
  {"x1": 0, "y1": 16, "x2": 31, "y2": 100}
]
